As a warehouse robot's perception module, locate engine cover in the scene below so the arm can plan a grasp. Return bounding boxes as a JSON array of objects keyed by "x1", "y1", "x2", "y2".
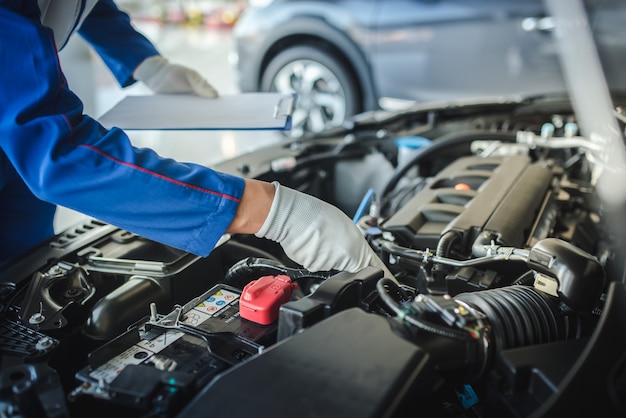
[{"x1": 381, "y1": 155, "x2": 553, "y2": 254}]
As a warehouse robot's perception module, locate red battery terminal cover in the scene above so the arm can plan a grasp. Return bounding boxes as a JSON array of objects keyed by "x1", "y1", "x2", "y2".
[{"x1": 239, "y1": 275, "x2": 297, "y2": 325}]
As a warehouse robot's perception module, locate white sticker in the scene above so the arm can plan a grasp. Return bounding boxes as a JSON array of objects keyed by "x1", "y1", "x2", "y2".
[
  {"x1": 192, "y1": 289, "x2": 239, "y2": 316},
  {"x1": 89, "y1": 345, "x2": 154, "y2": 383},
  {"x1": 181, "y1": 309, "x2": 212, "y2": 326},
  {"x1": 136, "y1": 330, "x2": 185, "y2": 352}
]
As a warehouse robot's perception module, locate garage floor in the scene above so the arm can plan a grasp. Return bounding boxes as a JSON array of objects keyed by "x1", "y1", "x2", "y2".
[{"x1": 55, "y1": 22, "x2": 282, "y2": 232}]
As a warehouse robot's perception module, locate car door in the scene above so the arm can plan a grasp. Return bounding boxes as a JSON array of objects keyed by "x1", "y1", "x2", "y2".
[{"x1": 369, "y1": 0, "x2": 563, "y2": 105}]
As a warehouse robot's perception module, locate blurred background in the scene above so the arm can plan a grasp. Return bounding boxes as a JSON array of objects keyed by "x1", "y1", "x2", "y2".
[
  {"x1": 64, "y1": 0, "x2": 251, "y2": 117},
  {"x1": 56, "y1": 0, "x2": 279, "y2": 231}
]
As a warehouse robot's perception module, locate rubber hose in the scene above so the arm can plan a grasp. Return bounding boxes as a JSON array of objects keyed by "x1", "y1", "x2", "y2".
[
  {"x1": 456, "y1": 286, "x2": 577, "y2": 352},
  {"x1": 436, "y1": 230, "x2": 463, "y2": 258}
]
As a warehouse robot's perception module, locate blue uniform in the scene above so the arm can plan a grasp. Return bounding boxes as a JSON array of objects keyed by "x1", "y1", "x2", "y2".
[{"x1": 0, "y1": 1, "x2": 245, "y2": 265}]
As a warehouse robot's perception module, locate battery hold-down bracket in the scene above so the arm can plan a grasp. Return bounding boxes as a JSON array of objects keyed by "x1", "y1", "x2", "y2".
[{"x1": 239, "y1": 275, "x2": 296, "y2": 325}]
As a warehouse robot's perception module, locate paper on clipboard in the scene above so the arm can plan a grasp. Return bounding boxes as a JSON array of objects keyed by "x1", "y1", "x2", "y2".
[{"x1": 98, "y1": 93, "x2": 296, "y2": 131}]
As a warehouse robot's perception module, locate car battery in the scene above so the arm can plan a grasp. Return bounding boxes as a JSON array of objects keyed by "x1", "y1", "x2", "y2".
[{"x1": 73, "y1": 283, "x2": 277, "y2": 415}]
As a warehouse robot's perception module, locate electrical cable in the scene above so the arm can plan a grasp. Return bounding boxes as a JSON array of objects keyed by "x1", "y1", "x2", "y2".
[
  {"x1": 376, "y1": 278, "x2": 471, "y2": 341},
  {"x1": 381, "y1": 130, "x2": 517, "y2": 201},
  {"x1": 352, "y1": 188, "x2": 375, "y2": 222},
  {"x1": 224, "y1": 257, "x2": 332, "y2": 288},
  {"x1": 512, "y1": 270, "x2": 535, "y2": 286}
]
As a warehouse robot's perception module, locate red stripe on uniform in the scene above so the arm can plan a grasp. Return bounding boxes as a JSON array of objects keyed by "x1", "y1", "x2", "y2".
[{"x1": 77, "y1": 143, "x2": 241, "y2": 202}]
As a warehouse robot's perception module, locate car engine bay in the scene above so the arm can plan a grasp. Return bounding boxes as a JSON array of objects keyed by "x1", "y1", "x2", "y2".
[{"x1": 1, "y1": 95, "x2": 625, "y2": 417}]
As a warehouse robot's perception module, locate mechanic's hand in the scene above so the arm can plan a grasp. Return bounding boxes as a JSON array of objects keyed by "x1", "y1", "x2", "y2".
[
  {"x1": 255, "y1": 182, "x2": 392, "y2": 276},
  {"x1": 133, "y1": 55, "x2": 219, "y2": 98}
]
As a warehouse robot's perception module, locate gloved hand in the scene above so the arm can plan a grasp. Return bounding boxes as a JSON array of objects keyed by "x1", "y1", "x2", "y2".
[
  {"x1": 255, "y1": 182, "x2": 392, "y2": 276},
  {"x1": 133, "y1": 55, "x2": 219, "y2": 98}
]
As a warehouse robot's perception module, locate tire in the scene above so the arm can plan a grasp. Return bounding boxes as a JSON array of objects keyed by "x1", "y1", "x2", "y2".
[{"x1": 261, "y1": 45, "x2": 360, "y2": 138}]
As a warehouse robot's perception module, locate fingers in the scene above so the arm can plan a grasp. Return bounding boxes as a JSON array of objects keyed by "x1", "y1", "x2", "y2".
[
  {"x1": 134, "y1": 56, "x2": 219, "y2": 98},
  {"x1": 186, "y1": 70, "x2": 219, "y2": 98}
]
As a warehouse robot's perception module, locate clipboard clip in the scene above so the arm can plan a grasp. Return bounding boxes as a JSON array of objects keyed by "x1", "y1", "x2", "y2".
[{"x1": 273, "y1": 94, "x2": 296, "y2": 119}]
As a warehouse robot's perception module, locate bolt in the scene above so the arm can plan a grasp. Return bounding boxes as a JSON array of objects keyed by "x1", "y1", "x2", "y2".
[
  {"x1": 29, "y1": 313, "x2": 45, "y2": 325},
  {"x1": 36, "y1": 337, "x2": 54, "y2": 351},
  {"x1": 47, "y1": 265, "x2": 63, "y2": 276}
]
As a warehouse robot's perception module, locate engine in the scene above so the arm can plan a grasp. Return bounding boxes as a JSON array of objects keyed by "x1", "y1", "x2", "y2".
[{"x1": 0, "y1": 106, "x2": 625, "y2": 418}]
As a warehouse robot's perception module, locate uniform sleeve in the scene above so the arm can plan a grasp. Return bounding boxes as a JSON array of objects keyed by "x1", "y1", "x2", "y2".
[
  {"x1": 0, "y1": 10, "x2": 245, "y2": 257},
  {"x1": 77, "y1": 0, "x2": 160, "y2": 87}
]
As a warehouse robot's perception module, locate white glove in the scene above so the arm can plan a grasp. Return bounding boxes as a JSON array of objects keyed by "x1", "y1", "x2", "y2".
[
  {"x1": 256, "y1": 182, "x2": 391, "y2": 276},
  {"x1": 133, "y1": 55, "x2": 219, "y2": 98}
]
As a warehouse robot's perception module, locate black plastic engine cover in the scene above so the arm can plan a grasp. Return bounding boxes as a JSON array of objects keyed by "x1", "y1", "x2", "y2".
[
  {"x1": 381, "y1": 155, "x2": 553, "y2": 253},
  {"x1": 178, "y1": 308, "x2": 437, "y2": 418}
]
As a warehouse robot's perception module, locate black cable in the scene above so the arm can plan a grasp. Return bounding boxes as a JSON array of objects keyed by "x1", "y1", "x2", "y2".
[
  {"x1": 376, "y1": 278, "x2": 471, "y2": 342},
  {"x1": 512, "y1": 270, "x2": 535, "y2": 286},
  {"x1": 224, "y1": 257, "x2": 332, "y2": 288},
  {"x1": 381, "y1": 130, "x2": 517, "y2": 200},
  {"x1": 384, "y1": 177, "x2": 429, "y2": 215}
]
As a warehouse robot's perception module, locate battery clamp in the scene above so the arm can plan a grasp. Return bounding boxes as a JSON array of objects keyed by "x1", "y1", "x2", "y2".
[{"x1": 239, "y1": 275, "x2": 296, "y2": 325}]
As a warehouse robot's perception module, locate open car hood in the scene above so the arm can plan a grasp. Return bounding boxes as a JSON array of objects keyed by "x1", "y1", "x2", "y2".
[{"x1": 1, "y1": 1, "x2": 624, "y2": 417}]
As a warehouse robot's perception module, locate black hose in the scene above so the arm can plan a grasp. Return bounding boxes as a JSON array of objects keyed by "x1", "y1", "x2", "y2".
[
  {"x1": 382, "y1": 130, "x2": 517, "y2": 199},
  {"x1": 436, "y1": 230, "x2": 463, "y2": 258},
  {"x1": 456, "y1": 286, "x2": 576, "y2": 352}
]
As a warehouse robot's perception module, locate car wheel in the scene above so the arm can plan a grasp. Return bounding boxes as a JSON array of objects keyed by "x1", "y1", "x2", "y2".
[{"x1": 261, "y1": 45, "x2": 360, "y2": 137}]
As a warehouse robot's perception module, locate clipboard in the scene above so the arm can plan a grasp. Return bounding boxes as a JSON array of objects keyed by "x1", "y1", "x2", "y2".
[{"x1": 98, "y1": 92, "x2": 296, "y2": 131}]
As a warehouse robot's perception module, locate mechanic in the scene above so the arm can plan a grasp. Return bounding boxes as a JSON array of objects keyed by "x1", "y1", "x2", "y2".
[{"x1": 0, "y1": 0, "x2": 389, "y2": 276}]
